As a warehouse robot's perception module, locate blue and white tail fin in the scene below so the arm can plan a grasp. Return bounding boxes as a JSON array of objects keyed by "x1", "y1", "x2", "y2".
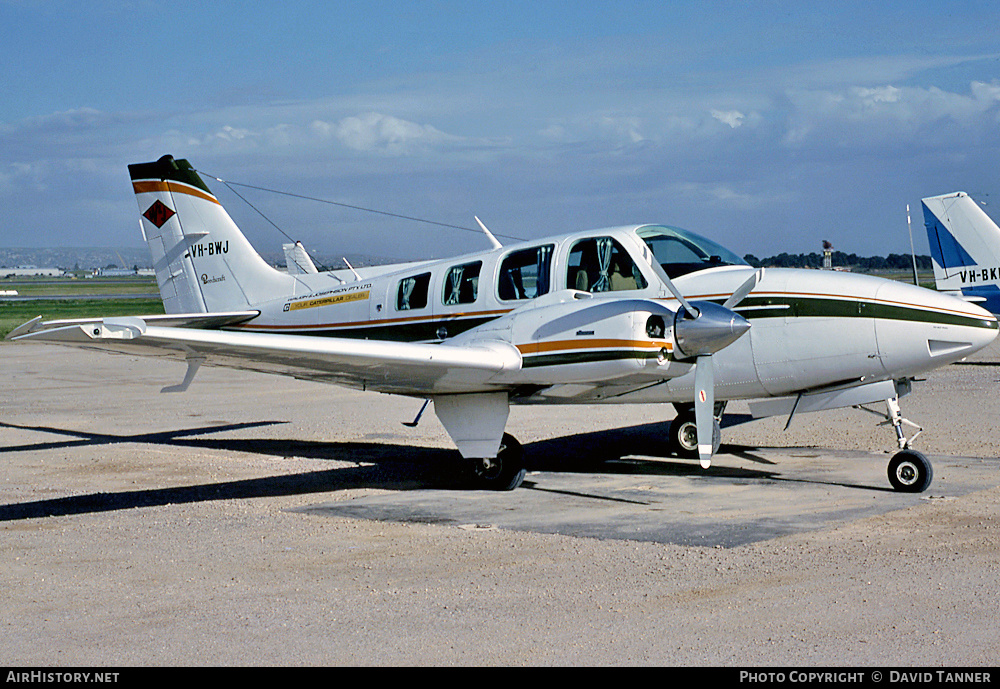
[
  {"x1": 129, "y1": 155, "x2": 298, "y2": 314},
  {"x1": 921, "y1": 191, "x2": 1000, "y2": 314}
]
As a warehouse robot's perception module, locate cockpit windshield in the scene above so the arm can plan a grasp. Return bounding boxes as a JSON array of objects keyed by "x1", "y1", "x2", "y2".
[{"x1": 636, "y1": 225, "x2": 747, "y2": 279}]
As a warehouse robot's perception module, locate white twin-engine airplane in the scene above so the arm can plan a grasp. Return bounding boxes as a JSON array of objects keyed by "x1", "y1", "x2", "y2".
[{"x1": 8, "y1": 156, "x2": 999, "y2": 493}]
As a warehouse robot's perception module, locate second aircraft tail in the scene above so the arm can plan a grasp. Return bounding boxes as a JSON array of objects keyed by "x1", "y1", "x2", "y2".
[{"x1": 921, "y1": 191, "x2": 1000, "y2": 313}]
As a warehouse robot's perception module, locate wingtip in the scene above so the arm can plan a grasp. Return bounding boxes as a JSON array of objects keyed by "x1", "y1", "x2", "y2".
[{"x1": 5, "y1": 316, "x2": 43, "y2": 341}]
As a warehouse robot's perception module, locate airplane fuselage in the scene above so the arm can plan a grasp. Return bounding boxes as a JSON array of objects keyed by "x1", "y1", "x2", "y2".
[{"x1": 221, "y1": 224, "x2": 998, "y2": 404}]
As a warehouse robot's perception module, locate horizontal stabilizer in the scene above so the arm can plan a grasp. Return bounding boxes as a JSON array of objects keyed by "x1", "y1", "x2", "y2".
[
  {"x1": 6, "y1": 311, "x2": 260, "y2": 341},
  {"x1": 283, "y1": 242, "x2": 319, "y2": 274}
]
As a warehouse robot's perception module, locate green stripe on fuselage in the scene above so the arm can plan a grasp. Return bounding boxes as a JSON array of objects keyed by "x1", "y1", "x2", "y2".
[{"x1": 732, "y1": 295, "x2": 997, "y2": 330}]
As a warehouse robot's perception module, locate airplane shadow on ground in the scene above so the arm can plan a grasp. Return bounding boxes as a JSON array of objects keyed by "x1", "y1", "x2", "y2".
[{"x1": 0, "y1": 414, "x2": 876, "y2": 521}]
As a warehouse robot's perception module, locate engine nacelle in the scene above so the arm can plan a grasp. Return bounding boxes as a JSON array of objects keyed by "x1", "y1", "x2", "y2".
[{"x1": 451, "y1": 290, "x2": 683, "y2": 386}]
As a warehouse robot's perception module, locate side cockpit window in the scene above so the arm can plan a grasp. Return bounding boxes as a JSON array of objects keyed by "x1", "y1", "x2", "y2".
[
  {"x1": 498, "y1": 245, "x2": 554, "y2": 301},
  {"x1": 396, "y1": 272, "x2": 431, "y2": 311},
  {"x1": 568, "y1": 237, "x2": 648, "y2": 292},
  {"x1": 637, "y1": 225, "x2": 747, "y2": 279},
  {"x1": 443, "y1": 261, "x2": 482, "y2": 305}
]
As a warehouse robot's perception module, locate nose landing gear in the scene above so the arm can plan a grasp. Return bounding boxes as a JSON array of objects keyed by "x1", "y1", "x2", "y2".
[{"x1": 856, "y1": 394, "x2": 932, "y2": 493}]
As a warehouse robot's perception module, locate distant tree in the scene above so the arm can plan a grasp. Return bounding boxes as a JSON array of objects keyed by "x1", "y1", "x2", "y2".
[{"x1": 756, "y1": 252, "x2": 932, "y2": 273}]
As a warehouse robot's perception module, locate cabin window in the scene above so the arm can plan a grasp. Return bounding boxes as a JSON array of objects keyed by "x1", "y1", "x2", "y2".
[
  {"x1": 396, "y1": 272, "x2": 431, "y2": 311},
  {"x1": 498, "y1": 245, "x2": 554, "y2": 301},
  {"x1": 443, "y1": 261, "x2": 482, "y2": 305},
  {"x1": 568, "y1": 237, "x2": 648, "y2": 292}
]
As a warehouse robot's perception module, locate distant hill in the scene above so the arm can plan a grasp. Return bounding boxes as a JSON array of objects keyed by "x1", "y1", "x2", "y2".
[
  {"x1": 1, "y1": 246, "x2": 934, "y2": 275},
  {"x1": 0, "y1": 247, "x2": 153, "y2": 271},
  {"x1": 0, "y1": 247, "x2": 401, "y2": 272}
]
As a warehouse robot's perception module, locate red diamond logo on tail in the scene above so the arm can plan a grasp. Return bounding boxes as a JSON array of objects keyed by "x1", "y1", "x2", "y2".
[{"x1": 143, "y1": 200, "x2": 175, "y2": 228}]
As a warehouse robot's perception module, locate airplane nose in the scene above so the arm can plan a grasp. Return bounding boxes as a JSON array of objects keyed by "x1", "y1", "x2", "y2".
[{"x1": 874, "y1": 280, "x2": 998, "y2": 376}]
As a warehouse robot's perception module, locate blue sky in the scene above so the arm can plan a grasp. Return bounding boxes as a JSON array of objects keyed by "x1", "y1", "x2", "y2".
[{"x1": 2, "y1": 1, "x2": 1000, "y2": 263}]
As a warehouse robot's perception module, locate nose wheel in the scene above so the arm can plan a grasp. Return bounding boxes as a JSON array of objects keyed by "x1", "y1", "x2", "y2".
[{"x1": 888, "y1": 450, "x2": 933, "y2": 493}]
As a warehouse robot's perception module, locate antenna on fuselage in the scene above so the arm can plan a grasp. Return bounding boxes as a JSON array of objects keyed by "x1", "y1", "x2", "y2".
[
  {"x1": 475, "y1": 216, "x2": 503, "y2": 250},
  {"x1": 342, "y1": 257, "x2": 362, "y2": 281},
  {"x1": 906, "y1": 204, "x2": 920, "y2": 287}
]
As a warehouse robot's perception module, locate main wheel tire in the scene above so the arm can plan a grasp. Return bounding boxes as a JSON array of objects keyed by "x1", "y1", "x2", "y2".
[
  {"x1": 469, "y1": 433, "x2": 526, "y2": 491},
  {"x1": 668, "y1": 411, "x2": 721, "y2": 460},
  {"x1": 887, "y1": 450, "x2": 933, "y2": 493}
]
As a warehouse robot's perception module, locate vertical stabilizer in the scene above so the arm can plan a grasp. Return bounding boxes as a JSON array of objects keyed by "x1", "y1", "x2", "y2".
[
  {"x1": 129, "y1": 155, "x2": 298, "y2": 313},
  {"x1": 922, "y1": 191, "x2": 1000, "y2": 313}
]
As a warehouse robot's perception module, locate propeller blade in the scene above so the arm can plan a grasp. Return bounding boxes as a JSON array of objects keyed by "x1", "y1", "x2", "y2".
[
  {"x1": 694, "y1": 354, "x2": 715, "y2": 469},
  {"x1": 723, "y1": 268, "x2": 765, "y2": 309},
  {"x1": 658, "y1": 267, "x2": 699, "y2": 317}
]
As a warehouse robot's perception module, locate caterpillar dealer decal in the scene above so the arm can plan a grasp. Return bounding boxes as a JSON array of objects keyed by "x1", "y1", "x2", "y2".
[{"x1": 285, "y1": 287, "x2": 371, "y2": 312}]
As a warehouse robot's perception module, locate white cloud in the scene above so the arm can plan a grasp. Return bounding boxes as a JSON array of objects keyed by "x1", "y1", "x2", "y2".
[
  {"x1": 782, "y1": 80, "x2": 1000, "y2": 148},
  {"x1": 711, "y1": 109, "x2": 745, "y2": 128},
  {"x1": 314, "y1": 112, "x2": 460, "y2": 155}
]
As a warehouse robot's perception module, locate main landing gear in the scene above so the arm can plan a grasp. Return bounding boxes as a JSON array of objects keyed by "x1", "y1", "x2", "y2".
[
  {"x1": 431, "y1": 393, "x2": 525, "y2": 491},
  {"x1": 668, "y1": 403, "x2": 722, "y2": 460},
  {"x1": 468, "y1": 433, "x2": 527, "y2": 491}
]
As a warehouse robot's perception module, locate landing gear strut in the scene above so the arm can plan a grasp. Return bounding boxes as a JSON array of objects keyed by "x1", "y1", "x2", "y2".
[
  {"x1": 468, "y1": 433, "x2": 526, "y2": 491},
  {"x1": 856, "y1": 394, "x2": 932, "y2": 493}
]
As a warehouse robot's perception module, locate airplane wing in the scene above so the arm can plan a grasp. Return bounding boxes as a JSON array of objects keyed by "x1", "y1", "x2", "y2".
[
  {"x1": 7, "y1": 314, "x2": 522, "y2": 396},
  {"x1": 5, "y1": 311, "x2": 261, "y2": 339}
]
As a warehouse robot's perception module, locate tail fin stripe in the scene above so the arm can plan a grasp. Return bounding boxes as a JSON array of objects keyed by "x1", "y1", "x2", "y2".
[{"x1": 132, "y1": 180, "x2": 220, "y2": 206}]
